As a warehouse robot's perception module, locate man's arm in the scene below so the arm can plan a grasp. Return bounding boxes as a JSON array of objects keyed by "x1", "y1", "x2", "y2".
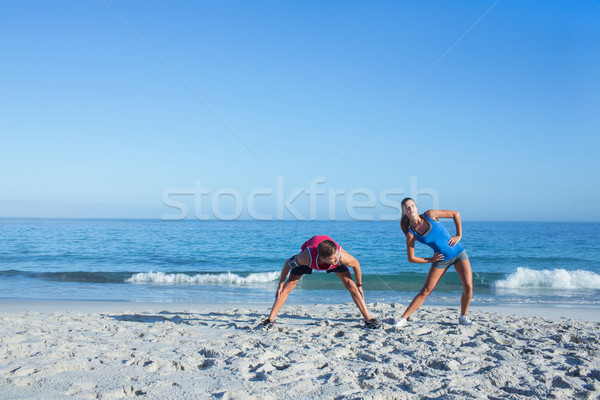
[
  {"x1": 339, "y1": 248, "x2": 365, "y2": 297},
  {"x1": 276, "y1": 250, "x2": 309, "y2": 298},
  {"x1": 277, "y1": 262, "x2": 290, "y2": 285}
]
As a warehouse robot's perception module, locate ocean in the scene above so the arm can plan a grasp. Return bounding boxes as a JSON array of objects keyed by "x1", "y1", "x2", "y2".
[{"x1": 1, "y1": 219, "x2": 600, "y2": 307}]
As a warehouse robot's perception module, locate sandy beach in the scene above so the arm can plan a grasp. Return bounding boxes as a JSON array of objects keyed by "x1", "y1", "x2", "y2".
[{"x1": 1, "y1": 301, "x2": 599, "y2": 399}]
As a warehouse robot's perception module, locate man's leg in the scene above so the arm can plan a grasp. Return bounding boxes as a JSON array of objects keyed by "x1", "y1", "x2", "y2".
[
  {"x1": 335, "y1": 271, "x2": 372, "y2": 322},
  {"x1": 268, "y1": 274, "x2": 302, "y2": 321}
]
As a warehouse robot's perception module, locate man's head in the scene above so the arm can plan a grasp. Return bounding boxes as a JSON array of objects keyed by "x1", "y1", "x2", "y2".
[{"x1": 317, "y1": 240, "x2": 339, "y2": 265}]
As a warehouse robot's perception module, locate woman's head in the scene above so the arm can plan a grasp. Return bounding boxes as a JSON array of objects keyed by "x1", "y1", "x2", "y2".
[
  {"x1": 400, "y1": 197, "x2": 417, "y2": 235},
  {"x1": 401, "y1": 198, "x2": 418, "y2": 217}
]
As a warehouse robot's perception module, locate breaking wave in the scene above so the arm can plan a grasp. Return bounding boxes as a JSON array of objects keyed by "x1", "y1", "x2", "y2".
[
  {"x1": 126, "y1": 271, "x2": 279, "y2": 285},
  {"x1": 494, "y1": 268, "x2": 600, "y2": 290}
]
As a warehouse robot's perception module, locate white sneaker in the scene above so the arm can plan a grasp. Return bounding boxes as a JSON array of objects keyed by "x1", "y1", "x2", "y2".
[
  {"x1": 394, "y1": 318, "x2": 408, "y2": 328},
  {"x1": 458, "y1": 315, "x2": 472, "y2": 326}
]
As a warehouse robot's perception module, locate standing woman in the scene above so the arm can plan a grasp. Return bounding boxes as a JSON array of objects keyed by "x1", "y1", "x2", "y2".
[{"x1": 396, "y1": 198, "x2": 473, "y2": 327}]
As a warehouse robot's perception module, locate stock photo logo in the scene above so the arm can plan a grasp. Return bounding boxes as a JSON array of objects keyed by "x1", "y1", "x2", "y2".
[{"x1": 162, "y1": 177, "x2": 439, "y2": 221}]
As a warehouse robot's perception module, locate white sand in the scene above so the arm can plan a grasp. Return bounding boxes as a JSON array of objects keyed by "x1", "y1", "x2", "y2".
[{"x1": 1, "y1": 301, "x2": 599, "y2": 399}]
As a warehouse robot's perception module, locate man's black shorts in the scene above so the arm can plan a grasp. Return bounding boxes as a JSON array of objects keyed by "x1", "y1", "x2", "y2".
[{"x1": 290, "y1": 264, "x2": 350, "y2": 276}]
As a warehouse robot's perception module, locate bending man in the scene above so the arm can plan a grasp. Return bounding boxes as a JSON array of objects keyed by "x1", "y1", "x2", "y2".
[{"x1": 261, "y1": 235, "x2": 380, "y2": 330}]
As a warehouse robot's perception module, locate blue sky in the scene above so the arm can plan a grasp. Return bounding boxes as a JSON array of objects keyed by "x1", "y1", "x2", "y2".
[{"x1": 0, "y1": 1, "x2": 598, "y2": 221}]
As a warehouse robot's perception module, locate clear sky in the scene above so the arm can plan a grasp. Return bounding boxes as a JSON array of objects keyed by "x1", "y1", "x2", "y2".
[{"x1": 1, "y1": 1, "x2": 598, "y2": 221}]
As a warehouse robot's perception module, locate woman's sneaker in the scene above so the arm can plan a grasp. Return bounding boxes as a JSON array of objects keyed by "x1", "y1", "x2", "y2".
[
  {"x1": 458, "y1": 315, "x2": 473, "y2": 326},
  {"x1": 364, "y1": 318, "x2": 381, "y2": 329}
]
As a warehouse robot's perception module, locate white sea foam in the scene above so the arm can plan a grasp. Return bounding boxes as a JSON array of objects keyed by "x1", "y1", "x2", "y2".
[
  {"x1": 494, "y1": 267, "x2": 600, "y2": 290},
  {"x1": 126, "y1": 271, "x2": 279, "y2": 285}
]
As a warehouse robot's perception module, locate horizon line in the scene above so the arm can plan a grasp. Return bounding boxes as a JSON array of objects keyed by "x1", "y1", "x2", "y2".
[{"x1": 0, "y1": 216, "x2": 598, "y2": 223}]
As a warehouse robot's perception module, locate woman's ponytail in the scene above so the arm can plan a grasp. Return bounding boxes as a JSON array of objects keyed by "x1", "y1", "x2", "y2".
[{"x1": 400, "y1": 214, "x2": 410, "y2": 235}]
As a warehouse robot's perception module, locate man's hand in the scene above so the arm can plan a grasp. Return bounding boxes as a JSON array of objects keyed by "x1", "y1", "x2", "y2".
[
  {"x1": 276, "y1": 284, "x2": 284, "y2": 299},
  {"x1": 357, "y1": 285, "x2": 365, "y2": 299}
]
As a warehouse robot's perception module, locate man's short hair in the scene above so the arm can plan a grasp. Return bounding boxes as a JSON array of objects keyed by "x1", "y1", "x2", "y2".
[{"x1": 317, "y1": 240, "x2": 337, "y2": 258}]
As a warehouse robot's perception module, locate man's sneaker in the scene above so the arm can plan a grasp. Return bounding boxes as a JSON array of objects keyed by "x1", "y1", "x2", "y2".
[
  {"x1": 260, "y1": 318, "x2": 274, "y2": 330},
  {"x1": 458, "y1": 315, "x2": 473, "y2": 326},
  {"x1": 394, "y1": 318, "x2": 408, "y2": 328},
  {"x1": 364, "y1": 318, "x2": 381, "y2": 330}
]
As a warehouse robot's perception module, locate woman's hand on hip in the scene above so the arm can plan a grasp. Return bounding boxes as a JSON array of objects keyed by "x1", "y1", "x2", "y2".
[
  {"x1": 430, "y1": 253, "x2": 445, "y2": 263},
  {"x1": 448, "y1": 235, "x2": 462, "y2": 247}
]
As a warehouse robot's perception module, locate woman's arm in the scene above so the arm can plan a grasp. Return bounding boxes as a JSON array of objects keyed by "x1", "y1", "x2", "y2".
[
  {"x1": 427, "y1": 210, "x2": 462, "y2": 247},
  {"x1": 406, "y1": 234, "x2": 444, "y2": 263}
]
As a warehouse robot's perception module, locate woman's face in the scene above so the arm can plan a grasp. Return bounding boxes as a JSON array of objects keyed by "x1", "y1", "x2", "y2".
[{"x1": 402, "y1": 199, "x2": 418, "y2": 218}]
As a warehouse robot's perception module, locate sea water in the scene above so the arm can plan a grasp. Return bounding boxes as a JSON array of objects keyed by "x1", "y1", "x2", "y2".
[{"x1": 1, "y1": 219, "x2": 599, "y2": 307}]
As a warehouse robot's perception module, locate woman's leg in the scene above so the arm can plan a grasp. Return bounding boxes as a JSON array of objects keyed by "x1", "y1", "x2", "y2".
[
  {"x1": 268, "y1": 274, "x2": 302, "y2": 321},
  {"x1": 335, "y1": 271, "x2": 372, "y2": 322},
  {"x1": 454, "y1": 259, "x2": 473, "y2": 316},
  {"x1": 401, "y1": 266, "x2": 448, "y2": 319}
]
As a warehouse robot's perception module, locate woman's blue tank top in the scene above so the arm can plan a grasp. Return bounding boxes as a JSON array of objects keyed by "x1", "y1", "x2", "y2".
[{"x1": 409, "y1": 213, "x2": 464, "y2": 258}]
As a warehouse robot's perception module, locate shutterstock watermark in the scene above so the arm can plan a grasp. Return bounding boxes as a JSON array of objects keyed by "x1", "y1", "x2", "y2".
[{"x1": 162, "y1": 177, "x2": 439, "y2": 221}]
